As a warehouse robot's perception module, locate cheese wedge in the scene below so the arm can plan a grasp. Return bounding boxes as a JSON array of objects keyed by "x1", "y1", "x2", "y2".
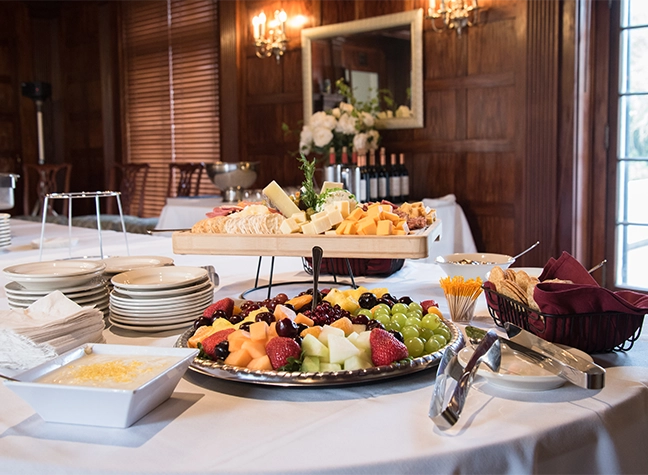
[
  {"x1": 263, "y1": 181, "x2": 301, "y2": 218},
  {"x1": 320, "y1": 181, "x2": 344, "y2": 193}
]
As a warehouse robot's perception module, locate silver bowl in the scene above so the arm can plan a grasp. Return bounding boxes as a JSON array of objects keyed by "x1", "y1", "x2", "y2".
[{"x1": 205, "y1": 161, "x2": 259, "y2": 191}]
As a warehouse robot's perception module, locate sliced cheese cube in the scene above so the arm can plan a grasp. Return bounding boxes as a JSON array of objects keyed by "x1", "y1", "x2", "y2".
[
  {"x1": 310, "y1": 214, "x2": 332, "y2": 234},
  {"x1": 311, "y1": 210, "x2": 329, "y2": 221},
  {"x1": 290, "y1": 211, "x2": 307, "y2": 223},
  {"x1": 326, "y1": 209, "x2": 344, "y2": 227},
  {"x1": 366, "y1": 205, "x2": 385, "y2": 219},
  {"x1": 329, "y1": 201, "x2": 351, "y2": 218},
  {"x1": 376, "y1": 220, "x2": 393, "y2": 236},
  {"x1": 357, "y1": 218, "x2": 377, "y2": 235},
  {"x1": 382, "y1": 211, "x2": 401, "y2": 223},
  {"x1": 320, "y1": 181, "x2": 344, "y2": 193},
  {"x1": 335, "y1": 221, "x2": 349, "y2": 235},
  {"x1": 301, "y1": 222, "x2": 317, "y2": 235},
  {"x1": 324, "y1": 230, "x2": 337, "y2": 236},
  {"x1": 343, "y1": 222, "x2": 358, "y2": 235},
  {"x1": 263, "y1": 181, "x2": 301, "y2": 218},
  {"x1": 347, "y1": 207, "x2": 365, "y2": 222},
  {"x1": 280, "y1": 217, "x2": 301, "y2": 234}
]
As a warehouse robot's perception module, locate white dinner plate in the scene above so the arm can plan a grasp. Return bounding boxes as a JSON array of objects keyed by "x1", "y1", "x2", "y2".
[
  {"x1": 109, "y1": 284, "x2": 213, "y2": 306},
  {"x1": 458, "y1": 343, "x2": 593, "y2": 391},
  {"x1": 111, "y1": 276, "x2": 211, "y2": 298},
  {"x1": 101, "y1": 255, "x2": 174, "y2": 274},
  {"x1": 109, "y1": 313, "x2": 197, "y2": 326},
  {"x1": 3, "y1": 260, "x2": 106, "y2": 290},
  {"x1": 111, "y1": 266, "x2": 207, "y2": 290},
  {"x1": 5, "y1": 278, "x2": 107, "y2": 297},
  {"x1": 108, "y1": 318, "x2": 194, "y2": 333},
  {"x1": 109, "y1": 298, "x2": 210, "y2": 318}
]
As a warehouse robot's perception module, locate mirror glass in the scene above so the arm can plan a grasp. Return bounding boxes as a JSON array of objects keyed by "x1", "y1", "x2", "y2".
[{"x1": 301, "y1": 9, "x2": 423, "y2": 129}]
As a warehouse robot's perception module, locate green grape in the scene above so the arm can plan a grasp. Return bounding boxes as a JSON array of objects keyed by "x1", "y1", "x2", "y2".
[
  {"x1": 356, "y1": 308, "x2": 373, "y2": 318},
  {"x1": 434, "y1": 325, "x2": 452, "y2": 342},
  {"x1": 401, "y1": 325, "x2": 420, "y2": 340},
  {"x1": 405, "y1": 337, "x2": 425, "y2": 357},
  {"x1": 406, "y1": 310, "x2": 423, "y2": 320},
  {"x1": 421, "y1": 314, "x2": 441, "y2": 331},
  {"x1": 405, "y1": 316, "x2": 422, "y2": 328},
  {"x1": 391, "y1": 303, "x2": 409, "y2": 315},
  {"x1": 424, "y1": 337, "x2": 442, "y2": 354},
  {"x1": 420, "y1": 327, "x2": 435, "y2": 340},
  {"x1": 387, "y1": 320, "x2": 402, "y2": 332},
  {"x1": 374, "y1": 313, "x2": 391, "y2": 326},
  {"x1": 432, "y1": 334, "x2": 447, "y2": 348},
  {"x1": 390, "y1": 312, "x2": 408, "y2": 328},
  {"x1": 408, "y1": 302, "x2": 423, "y2": 313},
  {"x1": 375, "y1": 303, "x2": 391, "y2": 313}
]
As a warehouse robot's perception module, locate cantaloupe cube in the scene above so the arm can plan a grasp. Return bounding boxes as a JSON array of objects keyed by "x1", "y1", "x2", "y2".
[
  {"x1": 301, "y1": 326, "x2": 322, "y2": 338},
  {"x1": 376, "y1": 220, "x2": 393, "y2": 236},
  {"x1": 274, "y1": 304, "x2": 296, "y2": 321},
  {"x1": 228, "y1": 330, "x2": 251, "y2": 352},
  {"x1": 331, "y1": 316, "x2": 354, "y2": 336},
  {"x1": 295, "y1": 313, "x2": 314, "y2": 326},
  {"x1": 224, "y1": 348, "x2": 253, "y2": 367},
  {"x1": 268, "y1": 322, "x2": 278, "y2": 339},
  {"x1": 249, "y1": 321, "x2": 268, "y2": 341},
  {"x1": 247, "y1": 355, "x2": 273, "y2": 371},
  {"x1": 241, "y1": 340, "x2": 267, "y2": 359}
]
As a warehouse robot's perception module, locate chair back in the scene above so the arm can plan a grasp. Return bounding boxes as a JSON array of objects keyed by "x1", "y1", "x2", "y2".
[
  {"x1": 107, "y1": 163, "x2": 150, "y2": 217},
  {"x1": 167, "y1": 162, "x2": 204, "y2": 197},
  {"x1": 22, "y1": 163, "x2": 72, "y2": 216}
]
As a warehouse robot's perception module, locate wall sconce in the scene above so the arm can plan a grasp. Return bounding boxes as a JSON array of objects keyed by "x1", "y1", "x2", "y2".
[
  {"x1": 426, "y1": 0, "x2": 480, "y2": 36},
  {"x1": 252, "y1": 10, "x2": 288, "y2": 63}
]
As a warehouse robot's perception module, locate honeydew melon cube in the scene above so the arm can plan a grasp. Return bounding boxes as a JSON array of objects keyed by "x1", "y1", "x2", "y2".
[
  {"x1": 354, "y1": 331, "x2": 372, "y2": 351},
  {"x1": 352, "y1": 324, "x2": 367, "y2": 334},
  {"x1": 301, "y1": 355, "x2": 321, "y2": 373},
  {"x1": 346, "y1": 332, "x2": 359, "y2": 345},
  {"x1": 318, "y1": 325, "x2": 345, "y2": 346},
  {"x1": 328, "y1": 334, "x2": 361, "y2": 364},
  {"x1": 343, "y1": 355, "x2": 373, "y2": 371},
  {"x1": 320, "y1": 363, "x2": 342, "y2": 372},
  {"x1": 301, "y1": 334, "x2": 330, "y2": 359}
]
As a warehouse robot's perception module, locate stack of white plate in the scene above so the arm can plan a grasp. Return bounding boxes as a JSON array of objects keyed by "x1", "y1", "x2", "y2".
[
  {"x1": 0, "y1": 213, "x2": 10, "y2": 249},
  {"x1": 101, "y1": 255, "x2": 175, "y2": 293},
  {"x1": 109, "y1": 266, "x2": 214, "y2": 332},
  {"x1": 3, "y1": 260, "x2": 109, "y2": 316}
]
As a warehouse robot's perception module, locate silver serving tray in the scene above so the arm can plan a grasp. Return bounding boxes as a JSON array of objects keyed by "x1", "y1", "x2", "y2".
[{"x1": 174, "y1": 321, "x2": 465, "y2": 386}]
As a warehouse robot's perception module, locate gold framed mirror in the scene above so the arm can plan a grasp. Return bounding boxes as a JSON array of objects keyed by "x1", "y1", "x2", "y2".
[{"x1": 301, "y1": 9, "x2": 424, "y2": 130}]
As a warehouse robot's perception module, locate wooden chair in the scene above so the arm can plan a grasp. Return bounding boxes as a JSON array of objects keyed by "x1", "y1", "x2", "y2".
[
  {"x1": 167, "y1": 162, "x2": 204, "y2": 197},
  {"x1": 106, "y1": 163, "x2": 150, "y2": 217},
  {"x1": 22, "y1": 163, "x2": 72, "y2": 216}
]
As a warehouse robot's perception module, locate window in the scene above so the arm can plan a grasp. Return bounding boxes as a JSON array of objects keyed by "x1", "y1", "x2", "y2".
[
  {"x1": 616, "y1": 0, "x2": 648, "y2": 290},
  {"x1": 121, "y1": 0, "x2": 220, "y2": 217}
]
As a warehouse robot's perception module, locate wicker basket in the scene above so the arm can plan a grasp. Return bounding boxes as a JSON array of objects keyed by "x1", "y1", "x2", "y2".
[{"x1": 483, "y1": 286, "x2": 645, "y2": 353}]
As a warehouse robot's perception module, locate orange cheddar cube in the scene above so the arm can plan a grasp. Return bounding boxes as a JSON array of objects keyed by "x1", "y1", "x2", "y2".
[
  {"x1": 376, "y1": 220, "x2": 393, "y2": 236},
  {"x1": 347, "y1": 207, "x2": 365, "y2": 222},
  {"x1": 357, "y1": 217, "x2": 377, "y2": 235},
  {"x1": 382, "y1": 211, "x2": 401, "y2": 223}
]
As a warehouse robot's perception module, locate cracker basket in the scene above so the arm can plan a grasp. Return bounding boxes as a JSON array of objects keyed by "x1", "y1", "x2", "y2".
[{"x1": 483, "y1": 286, "x2": 645, "y2": 353}]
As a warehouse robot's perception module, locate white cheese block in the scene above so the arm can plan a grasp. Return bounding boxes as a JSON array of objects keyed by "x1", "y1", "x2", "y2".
[
  {"x1": 310, "y1": 214, "x2": 332, "y2": 234},
  {"x1": 300, "y1": 222, "x2": 317, "y2": 235},
  {"x1": 333, "y1": 200, "x2": 351, "y2": 218},
  {"x1": 326, "y1": 209, "x2": 344, "y2": 227},
  {"x1": 263, "y1": 181, "x2": 302, "y2": 218},
  {"x1": 280, "y1": 217, "x2": 301, "y2": 234},
  {"x1": 320, "y1": 181, "x2": 344, "y2": 193},
  {"x1": 290, "y1": 211, "x2": 307, "y2": 223},
  {"x1": 311, "y1": 210, "x2": 329, "y2": 221}
]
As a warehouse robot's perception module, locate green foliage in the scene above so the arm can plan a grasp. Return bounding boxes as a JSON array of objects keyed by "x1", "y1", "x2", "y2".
[{"x1": 297, "y1": 154, "x2": 318, "y2": 210}]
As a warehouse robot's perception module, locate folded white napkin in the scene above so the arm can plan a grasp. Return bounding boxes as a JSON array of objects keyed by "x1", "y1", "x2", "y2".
[{"x1": 0, "y1": 291, "x2": 105, "y2": 370}]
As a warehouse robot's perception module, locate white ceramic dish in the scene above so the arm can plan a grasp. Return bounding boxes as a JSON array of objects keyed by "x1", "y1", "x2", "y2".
[
  {"x1": 101, "y1": 256, "x2": 174, "y2": 275},
  {"x1": 109, "y1": 301, "x2": 208, "y2": 319},
  {"x1": 111, "y1": 266, "x2": 207, "y2": 290},
  {"x1": 4, "y1": 277, "x2": 106, "y2": 297},
  {"x1": 3, "y1": 260, "x2": 106, "y2": 290},
  {"x1": 109, "y1": 313, "x2": 197, "y2": 326},
  {"x1": 108, "y1": 319, "x2": 194, "y2": 333},
  {"x1": 3, "y1": 344, "x2": 198, "y2": 428},
  {"x1": 111, "y1": 276, "x2": 211, "y2": 299},
  {"x1": 457, "y1": 344, "x2": 593, "y2": 391},
  {"x1": 110, "y1": 285, "x2": 213, "y2": 307},
  {"x1": 436, "y1": 252, "x2": 515, "y2": 280},
  {"x1": 109, "y1": 295, "x2": 212, "y2": 315}
]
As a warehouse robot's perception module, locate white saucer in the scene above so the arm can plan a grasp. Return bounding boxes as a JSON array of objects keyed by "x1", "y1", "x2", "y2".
[
  {"x1": 5, "y1": 278, "x2": 107, "y2": 297},
  {"x1": 108, "y1": 318, "x2": 194, "y2": 333},
  {"x1": 101, "y1": 255, "x2": 174, "y2": 274},
  {"x1": 109, "y1": 284, "x2": 213, "y2": 307},
  {"x1": 108, "y1": 313, "x2": 197, "y2": 325},
  {"x1": 3, "y1": 260, "x2": 106, "y2": 290},
  {"x1": 458, "y1": 344, "x2": 593, "y2": 391},
  {"x1": 111, "y1": 266, "x2": 207, "y2": 290},
  {"x1": 109, "y1": 299, "x2": 210, "y2": 318}
]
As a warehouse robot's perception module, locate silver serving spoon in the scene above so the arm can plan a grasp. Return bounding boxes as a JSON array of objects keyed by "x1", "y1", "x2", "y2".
[
  {"x1": 512, "y1": 240, "x2": 540, "y2": 261},
  {"x1": 311, "y1": 246, "x2": 323, "y2": 313},
  {"x1": 0, "y1": 373, "x2": 19, "y2": 382}
]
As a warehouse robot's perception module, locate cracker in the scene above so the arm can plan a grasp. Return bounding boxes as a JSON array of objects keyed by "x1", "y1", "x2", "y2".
[
  {"x1": 498, "y1": 279, "x2": 528, "y2": 305},
  {"x1": 514, "y1": 270, "x2": 531, "y2": 292},
  {"x1": 526, "y1": 282, "x2": 540, "y2": 311},
  {"x1": 489, "y1": 266, "x2": 505, "y2": 284},
  {"x1": 504, "y1": 269, "x2": 517, "y2": 281}
]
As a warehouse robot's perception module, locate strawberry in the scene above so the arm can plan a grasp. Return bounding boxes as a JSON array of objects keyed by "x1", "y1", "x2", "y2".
[
  {"x1": 199, "y1": 328, "x2": 235, "y2": 359},
  {"x1": 265, "y1": 337, "x2": 302, "y2": 370},
  {"x1": 203, "y1": 297, "x2": 235, "y2": 318},
  {"x1": 370, "y1": 328, "x2": 409, "y2": 366},
  {"x1": 420, "y1": 299, "x2": 439, "y2": 314}
]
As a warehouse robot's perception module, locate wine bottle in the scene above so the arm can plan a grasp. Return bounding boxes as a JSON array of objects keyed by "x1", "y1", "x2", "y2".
[
  {"x1": 368, "y1": 150, "x2": 378, "y2": 202},
  {"x1": 358, "y1": 153, "x2": 367, "y2": 203},
  {"x1": 378, "y1": 147, "x2": 389, "y2": 201},
  {"x1": 324, "y1": 146, "x2": 341, "y2": 183},
  {"x1": 351, "y1": 148, "x2": 361, "y2": 200},
  {"x1": 340, "y1": 146, "x2": 352, "y2": 192},
  {"x1": 399, "y1": 153, "x2": 409, "y2": 202},
  {"x1": 389, "y1": 153, "x2": 401, "y2": 203}
]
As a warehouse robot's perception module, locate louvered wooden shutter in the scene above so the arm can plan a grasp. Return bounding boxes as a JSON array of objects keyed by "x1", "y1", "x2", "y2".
[{"x1": 121, "y1": 0, "x2": 220, "y2": 217}]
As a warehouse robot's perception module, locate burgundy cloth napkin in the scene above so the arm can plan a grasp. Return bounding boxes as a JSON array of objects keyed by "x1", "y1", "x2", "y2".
[{"x1": 534, "y1": 252, "x2": 648, "y2": 315}]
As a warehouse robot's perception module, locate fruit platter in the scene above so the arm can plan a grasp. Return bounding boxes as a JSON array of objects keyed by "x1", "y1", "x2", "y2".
[{"x1": 175, "y1": 286, "x2": 464, "y2": 386}]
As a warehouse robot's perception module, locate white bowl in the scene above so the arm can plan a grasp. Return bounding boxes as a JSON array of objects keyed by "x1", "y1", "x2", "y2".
[
  {"x1": 435, "y1": 252, "x2": 515, "y2": 280},
  {"x1": 4, "y1": 344, "x2": 198, "y2": 428}
]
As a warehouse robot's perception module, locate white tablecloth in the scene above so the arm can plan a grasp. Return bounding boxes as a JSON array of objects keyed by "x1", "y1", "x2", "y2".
[
  {"x1": 156, "y1": 195, "x2": 224, "y2": 230},
  {"x1": 0, "y1": 219, "x2": 647, "y2": 474}
]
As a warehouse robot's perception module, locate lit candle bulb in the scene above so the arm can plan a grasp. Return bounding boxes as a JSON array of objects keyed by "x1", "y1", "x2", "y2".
[
  {"x1": 252, "y1": 15, "x2": 260, "y2": 40},
  {"x1": 259, "y1": 11, "x2": 266, "y2": 38}
]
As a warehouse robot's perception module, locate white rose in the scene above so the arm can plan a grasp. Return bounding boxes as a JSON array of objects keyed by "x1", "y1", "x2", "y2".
[
  {"x1": 396, "y1": 105, "x2": 412, "y2": 118},
  {"x1": 300, "y1": 125, "x2": 313, "y2": 145},
  {"x1": 336, "y1": 113, "x2": 357, "y2": 135},
  {"x1": 339, "y1": 102, "x2": 354, "y2": 114},
  {"x1": 310, "y1": 111, "x2": 337, "y2": 130},
  {"x1": 331, "y1": 108, "x2": 341, "y2": 118},
  {"x1": 299, "y1": 141, "x2": 311, "y2": 155},
  {"x1": 376, "y1": 111, "x2": 388, "y2": 120},
  {"x1": 367, "y1": 130, "x2": 380, "y2": 150},
  {"x1": 312, "y1": 126, "x2": 334, "y2": 148},
  {"x1": 361, "y1": 112, "x2": 375, "y2": 128},
  {"x1": 353, "y1": 133, "x2": 368, "y2": 155}
]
